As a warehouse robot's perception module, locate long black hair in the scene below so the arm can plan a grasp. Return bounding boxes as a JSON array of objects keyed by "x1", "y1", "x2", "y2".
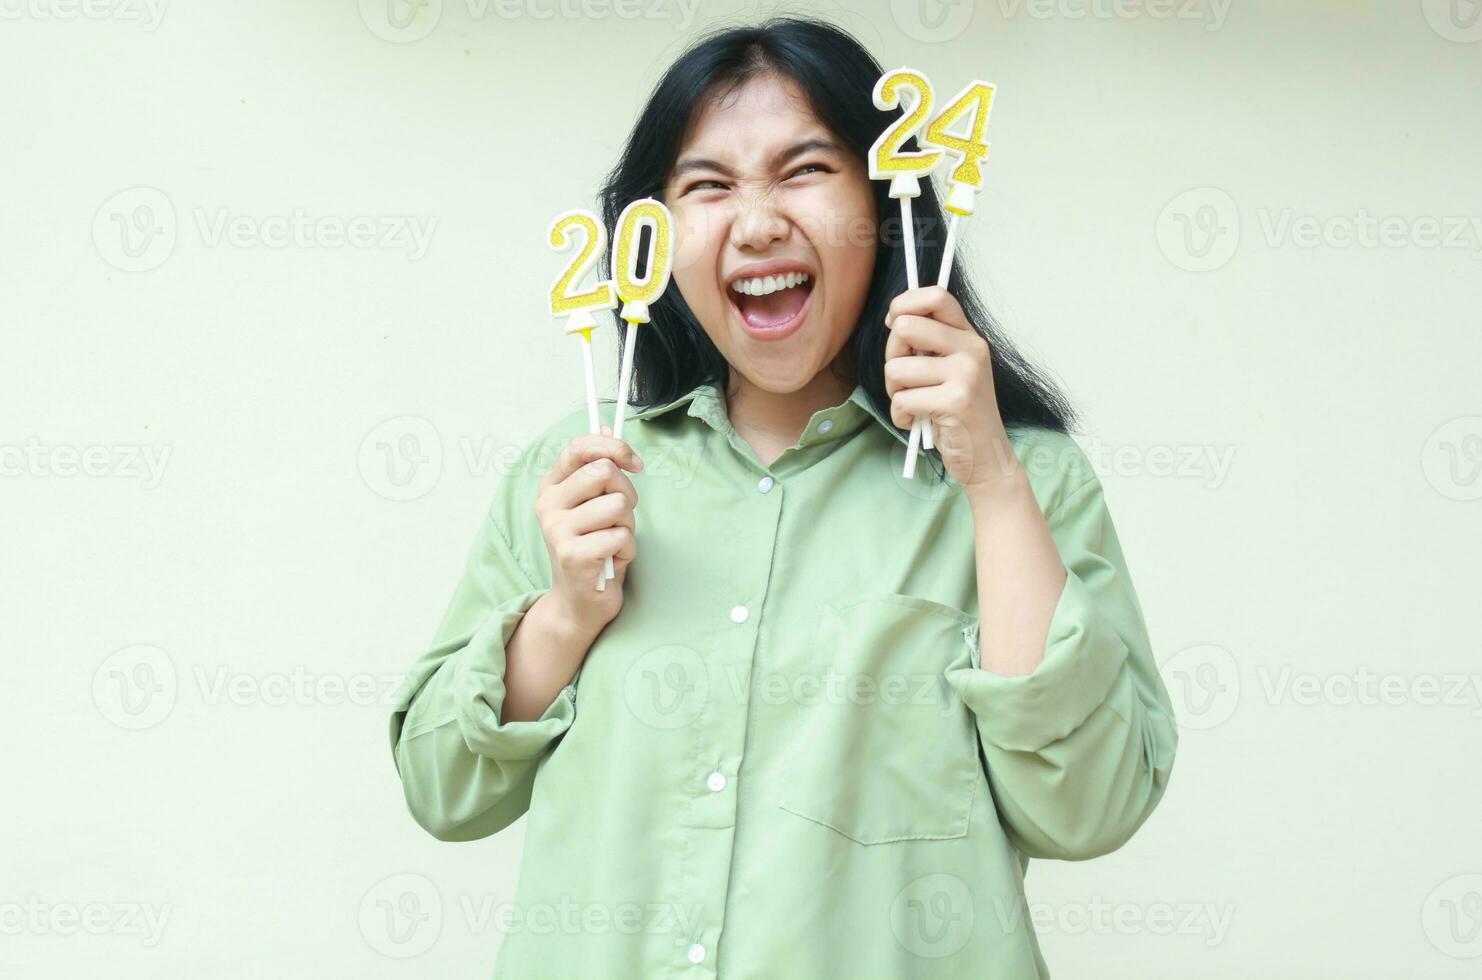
[{"x1": 597, "y1": 16, "x2": 1075, "y2": 463}]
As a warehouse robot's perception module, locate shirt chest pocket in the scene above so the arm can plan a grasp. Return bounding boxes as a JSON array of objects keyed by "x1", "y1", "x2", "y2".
[{"x1": 778, "y1": 592, "x2": 982, "y2": 845}]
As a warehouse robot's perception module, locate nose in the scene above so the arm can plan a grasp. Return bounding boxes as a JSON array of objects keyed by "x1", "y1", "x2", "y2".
[{"x1": 728, "y1": 192, "x2": 790, "y2": 252}]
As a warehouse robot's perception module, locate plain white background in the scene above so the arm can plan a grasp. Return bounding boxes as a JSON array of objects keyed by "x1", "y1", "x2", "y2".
[{"x1": 2, "y1": 0, "x2": 1479, "y2": 976}]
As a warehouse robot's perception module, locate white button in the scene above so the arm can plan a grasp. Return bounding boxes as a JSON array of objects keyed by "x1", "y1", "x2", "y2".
[
  {"x1": 706, "y1": 771, "x2": 727, "y2": 792},
  {"x1": 757, "y1": 476, "x2": 774, "y2": 494},
  {"x1": 730, "y1": 605, "x2": 749, "y2": 624},
  {"x1": 818, "y1": 419, "x2": 834, "y2": 434},
  {"x1": 688, "y1": 943, "x2": 706, "y2": 964}
]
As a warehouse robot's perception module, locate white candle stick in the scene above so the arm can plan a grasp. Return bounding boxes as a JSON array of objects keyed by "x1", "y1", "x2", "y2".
[
  {"x1": 576, "y1": 330, "x2": 615, "y2": 588},
  {"x1": 870, "y1": 66, "x2": 945, "y2": 481},
  {"x1": 611, "y1": 320, "x2": 638, "y2": 444},
  {"x1": 901, "y1": 194, "x2": 930, "y2": 477},
  {"x1": 580, "y1": 330, "x2": 600, "y2": 436},
  {"x1": 920, "y1": 211, "x2": 960, "y2": 454},
  {"x1": 547, "y1": 209, "x2": 619, "y2": 590}
]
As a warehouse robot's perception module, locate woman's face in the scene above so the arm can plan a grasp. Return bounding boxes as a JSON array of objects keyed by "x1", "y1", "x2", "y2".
[{"x1": 661, "y1": 73, "x2": 877, "y2": 395}]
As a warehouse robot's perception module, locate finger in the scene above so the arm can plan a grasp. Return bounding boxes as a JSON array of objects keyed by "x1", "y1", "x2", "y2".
[
  {"x1": 567, "y1": 489, "x2": 637, "y2": 537},
  {"x1": 567, "y1": 525, "x2": 637, "y2": 565},
  {"x1": 888, "y1": 380, "x2": 950, "y2": 430},
  {"x1": 548, "y1": 457, "x2": 638, "y2": 513},
  {"x1": 883, "y1": 350, "x2": 952, "y2": 398},
  {"x1": 542, "y1": 434, "x2": 644, "y2": 489},
  {"x1": 883, "y1": 315, "x2": 951, "y2": 363},
  {"x1": 885, "y1": 285, "x2": 970, "y2": 331},
  {"x1": 884, "y1": 312, "x2": 936, "y2": 362},
  {"x1": 885, "y1": 313, "x2": 961, "y2": 357}
]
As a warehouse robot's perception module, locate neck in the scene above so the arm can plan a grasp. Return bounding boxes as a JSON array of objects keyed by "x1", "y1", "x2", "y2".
[{"x1": 725, "y1": 364, "x2": 856, "y2": 448}]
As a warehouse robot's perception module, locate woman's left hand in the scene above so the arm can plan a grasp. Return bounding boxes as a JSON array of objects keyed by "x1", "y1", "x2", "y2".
[{"x1": 884, "y1": 285, "x2": 1019, "y2": 495}]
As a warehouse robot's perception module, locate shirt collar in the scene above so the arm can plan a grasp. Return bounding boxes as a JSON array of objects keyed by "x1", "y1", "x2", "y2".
[{"x1": 627, "y1": 381, "x2": 908, "y2": 449}]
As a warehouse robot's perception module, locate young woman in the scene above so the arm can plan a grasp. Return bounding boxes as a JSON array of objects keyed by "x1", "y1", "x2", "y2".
[{"x1": 390, "y1": 17, "x2": 1177, "y2": 979}]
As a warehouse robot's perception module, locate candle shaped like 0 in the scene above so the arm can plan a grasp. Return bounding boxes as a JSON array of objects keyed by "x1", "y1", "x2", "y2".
[
  {"x1": 604, "y1": 197, "x2": 673, "y2": 583},
  {"x1": 869, "y1": 67, "x2": 943, "y2": 480},
  {"x1": 609, "y1": 198, "x2": 674, "y2": 440},
  {"x1": 548, "y1": 208, "x2": 620, "y2": 590}
]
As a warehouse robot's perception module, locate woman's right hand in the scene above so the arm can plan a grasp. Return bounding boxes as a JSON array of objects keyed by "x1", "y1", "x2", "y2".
[{"x1": 535, "y1": 425, "x2": 643, "y2": 637}]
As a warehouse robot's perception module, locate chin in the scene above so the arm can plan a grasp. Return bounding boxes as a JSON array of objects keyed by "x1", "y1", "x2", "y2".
[{"x1": 729, "y1": 356, "x2": 822, "y2": 394}]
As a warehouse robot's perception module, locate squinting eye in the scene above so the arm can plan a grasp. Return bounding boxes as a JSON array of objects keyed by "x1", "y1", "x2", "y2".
[
  {"x1": 684, "y1": 180, "x2": 727, "y2": 194},
  {"x1": 786, "y1": 164, "x2": 827, "y2": 180}
]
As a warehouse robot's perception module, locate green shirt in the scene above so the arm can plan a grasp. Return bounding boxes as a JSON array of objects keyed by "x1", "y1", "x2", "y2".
[{"x1": 389, "y1": 381, "x2": 1178, "y2": 979}]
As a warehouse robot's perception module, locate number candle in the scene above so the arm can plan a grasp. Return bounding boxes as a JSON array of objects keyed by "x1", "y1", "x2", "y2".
[
  {"x1": 604, "y1": 197, "x2": 673, "y2": 585},
  {"x1": 548, "y1": 208, "x2": 619, "y2": 589},
  {"x1": 917, "y1": 79, "x2": 996, "y2": 457},
  {"x1": 870, "y1": 67, "x2": 943, "y2": 480}
]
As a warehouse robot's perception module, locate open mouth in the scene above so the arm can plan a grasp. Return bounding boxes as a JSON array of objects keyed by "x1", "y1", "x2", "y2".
[{"x1": 727, "y1": 269, "x2": 815, "y2": 340}]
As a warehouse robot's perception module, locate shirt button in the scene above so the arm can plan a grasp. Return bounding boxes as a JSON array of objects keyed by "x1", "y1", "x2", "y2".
[
  {"x1": 757, "y1": 476, "x2": 774, "y2": 494},
  {"x1": 688, "y1": 943, "x2": 706, "y2": 964},
  {"x1": 730, "y1": 605, "x2": 749, "y2": 624},
  {"x1": 706, "y1": 771, "x2": 727, "y2": 792},
  {"x1": 818, "y1": 419, "x2": 834, "y2": 434}
]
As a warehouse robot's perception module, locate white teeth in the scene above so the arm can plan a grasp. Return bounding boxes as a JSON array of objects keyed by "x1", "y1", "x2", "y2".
[{"x1": 731, "y1": 271, "x2": 810, "y2": 297}]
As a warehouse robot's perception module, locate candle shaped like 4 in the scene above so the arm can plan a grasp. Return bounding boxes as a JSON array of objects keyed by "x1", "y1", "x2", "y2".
[
  {"x1": 869, "y1": 67, "x2": 944, "y2": 480},
  {"x1": 923, "y1": 80, "x2": 995, "y2": 300},
  {"x1": 918, "y1": 79, "x2": 995, "y2": 458},
  {"x1": 548, "y1": 209, "x2": 620, "y2": 590}
]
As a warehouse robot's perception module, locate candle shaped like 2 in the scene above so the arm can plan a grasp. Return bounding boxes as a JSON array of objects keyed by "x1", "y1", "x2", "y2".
[
  {"x1": 548, "y1": 208, "x2": 620, "y2": 590},
  {"x1": 869, "y1": 67, "x2": 944, "y2": 480}
]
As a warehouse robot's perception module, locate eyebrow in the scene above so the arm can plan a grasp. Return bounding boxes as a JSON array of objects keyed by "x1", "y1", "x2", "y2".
[{"x1": 671, "y1": 137, "x2": 843, "y2": 181}]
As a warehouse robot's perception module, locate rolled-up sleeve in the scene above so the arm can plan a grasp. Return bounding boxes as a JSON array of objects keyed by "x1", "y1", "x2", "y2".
[
  {"x1": 389, "y1": 434, "x2": 579, "y2": 842},
  {"x1": 945, "y1": 462, "x2": 1178, "y2": 861}
]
